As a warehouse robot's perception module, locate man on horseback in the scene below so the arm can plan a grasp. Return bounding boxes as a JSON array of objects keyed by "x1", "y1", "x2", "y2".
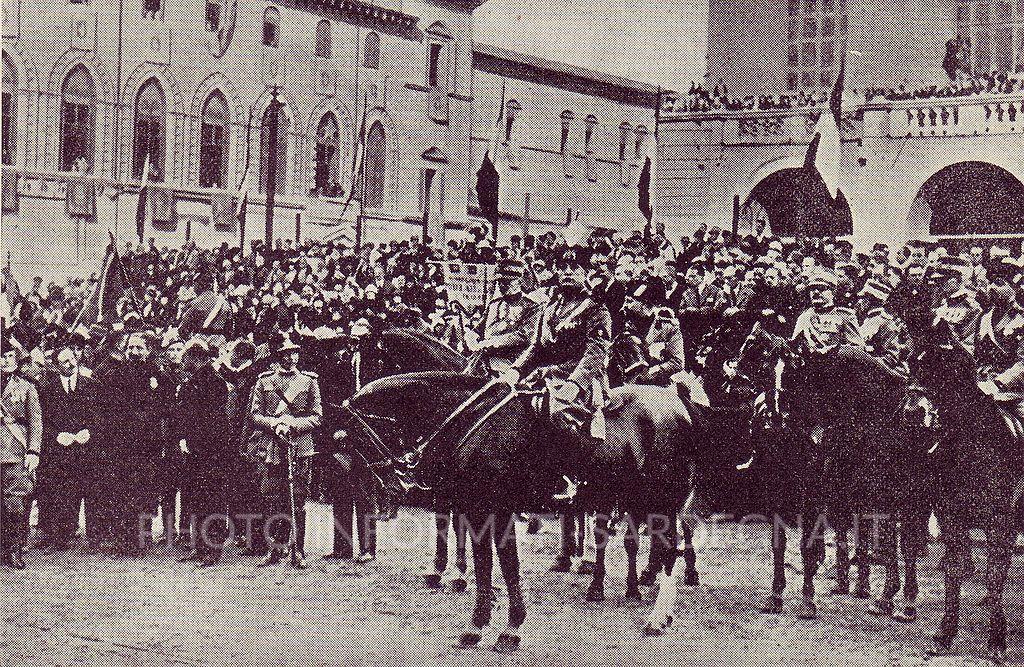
[
  {"x1": 791, "y1": 271, "x2": 863, "y2": 354},
  {"x1": 857, "y1": 278, "x2": 910, "y2": 376},
  {"x1": 976, "y1": 257, "x2": 1024, "y2": 400},
  {"x1": 929, "y1": 255, "x2": 982, "y2": 354},
  {"x1": 464, "y1": 259, "x2": 540, "y2": 378}
]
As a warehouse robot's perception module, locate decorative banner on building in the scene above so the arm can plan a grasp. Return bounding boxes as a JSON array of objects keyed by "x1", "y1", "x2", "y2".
[{"x1": 429, "y1": 261, "x2": 495, "y2": 310}]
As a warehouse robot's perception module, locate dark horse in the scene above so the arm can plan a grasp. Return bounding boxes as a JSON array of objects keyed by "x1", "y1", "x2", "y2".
[
  {"x1": 735, "y1": 323, "x2": 928, "y2": 621},
  {"x1": 909, "y1": 322, "x2": 1023, "y2": 663},
  {"x1": 340, "y1": 372, "x2": 701, "y2": 650}
]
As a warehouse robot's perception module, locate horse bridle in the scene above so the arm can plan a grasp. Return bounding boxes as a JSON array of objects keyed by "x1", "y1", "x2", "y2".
[{"x1": 336, "y1": 399, "x2": 404, "y2": 489}]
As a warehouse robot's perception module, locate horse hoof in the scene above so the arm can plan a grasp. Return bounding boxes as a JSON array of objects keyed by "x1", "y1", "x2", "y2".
[
  {"x1": 586, "y1": 584, "x2": 605, "y2": 602},
  {"x1": 451, "y1": 578, "x2": 468, "y2": 593},
  {"x1": 424, "y1": 574, "x2": 443, "y2": 589},
  {"x1": 548, "y1": 557, "x2": 572, "y2": 573},
  {"x1": 759, "y1": 597, "x2": 784, "y2": 614},
  {"x1": 828, "y1": 582, "x2": 849, "y2": 596},
  {"x1": 643, "y1": 616, "x2": 672, "y2": 636},
  {"x1": 853, "y1": 585, "x2": 871, "y2": 600},
  {"x1": 867, "y1": 598, "x2": 893, "y2": 616},
  {"x1": 577, "y1": 560, "x2": 595, "y2": 575},
  {"x1": 986, "y1": 646, "x2": 1006, "y2": 665},
  {"x1": 493, "y1": 633, "x2": 521, "y2": 653},
  {"x1": 893, "y1": 606, "x2": 917, "y2": 623},
  {"x1": 458, "y1": 632, "x2": 482, "y2": 648},
  {"x1": 684, "y1": 570, "x2": 699, "y2": 587},
  {"x1": 638, "y1": 569, "x2": 657, "y2": 587},
  {"x1": 925, "y1": 637, "x2": 952, "y2": 657},
  {"x1": 796, "y1": 600, "x2": 817, "y2": 620},
  {"x1": 625, "y1": 586, "x2": 643, "y2": 601}
]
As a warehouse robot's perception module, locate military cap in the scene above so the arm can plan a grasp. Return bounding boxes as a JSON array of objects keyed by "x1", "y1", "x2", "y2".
[
  {"x1": 269, "y1": 331, "x2": 301, "y2": 356},
  {"x1": 930, "y1": 255, "x2": 973, "y2": 280},
  {"x1": 495, "y1": 259, "x2": 525, "y2": 279},
  {"x1": 806, "y1": 270, "x2": 839, "y2": 290}
]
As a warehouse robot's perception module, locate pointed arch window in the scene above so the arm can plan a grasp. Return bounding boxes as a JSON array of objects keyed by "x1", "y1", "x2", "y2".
[
  {"x1": 2, "y1": 52, "x2": 17, "y2": 168},
  {"x1": 133, "y1": 78, "x2": 166, "y2": 179},
  {"x1": 363, "y1": 121, "x2": 386, "y2": 209},
  {"x1": 260, "y1": 102, "x2": 289, "y2": 193},
  {"x1": 263, "y1": 6, "x2": 280, "y2": 47},
  {"x1": 634, "y1": 125, "x2": 648, "y2": 160},
  {"x1": 315, "y1": 20, "x2": 332, "y2": 59},
  {"x1": 314, "y1": 112, "x2": 341, "y2": 196},
  {"x1": 200, "y1": 91, "x2": 229, "y2": 188},
  {"x1": 618, "y1": 122, "x2": 632, "y2": 186},
  {"x1": 560, "y1": 110, "x2": 574, "y2": 177},
  {"x1": 60, "y1": 66, "x2": 96, "y2": 172},
  {"x1": 584, "y1": 115, "x2": 598, "y2": 181},
  {"x1": 364, "y1": 32, "x2": 380, "y2": 69}
]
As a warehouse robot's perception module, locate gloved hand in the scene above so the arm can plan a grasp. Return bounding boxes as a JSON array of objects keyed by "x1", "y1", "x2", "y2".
[
  {"x1": 56, "y1": 432, "x2": 75, "y2": 447},
  {"x1": 500, "y1": 367, "x2": 521, "y2": 386}
]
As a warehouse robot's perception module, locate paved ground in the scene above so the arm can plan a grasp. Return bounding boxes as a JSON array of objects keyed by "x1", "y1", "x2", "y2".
[{"x1": 2, "y1": 505, "x2": 1022, "y2": 667}]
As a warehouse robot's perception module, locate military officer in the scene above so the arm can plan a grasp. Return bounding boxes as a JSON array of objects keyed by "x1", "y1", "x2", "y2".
[
  {"x1": 248, "y1": 332, "x2": 322, "y2": 568},
  {"x1": 977, "y1": 259, "x2": 1024, "y2": 395},
  {"x1": 857, "y1": 279, "x2": 910, "y2": 376},
  {"x1": 791, "y1": 271, "x2": 864, "y2": 354},
  {"x1": 929, "y1": 256, "x2": 982, "y2": 353},
  {"x1": 1, "y1": 342, "x2": 42, "y2": 569},
  {"x1": 465, "y1": 259, "x2": 540, "y2": 377}
]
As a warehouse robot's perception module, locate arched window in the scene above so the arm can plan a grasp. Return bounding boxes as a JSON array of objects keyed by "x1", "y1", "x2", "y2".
[
  {"x1": 315, "y1": 20, "x2": 331, "y2": 59},
  {"x1": 262, "y1": 6, "x2": 280, "y2": 47},
  {"x1": 363, "y1": 121, "x2": 386, "y2": 209},
  {"x1": 618, "y1": 122, "x2": 632, "y2": 161},
  {"x1": 504, "y1": 99, "x2": 521, "y2": 143},
  {"x1": 584, "y1": 115, "x2": 597, "y2": 152},
  {"x1": 314, "y1": 112, "x2": 340, "y2": 195},
  {"x1": 425, "y1": 24, "x2": 452, "y2": 90},
  {"x1": 363, "y1": 32, "x2": 380, "y2": 69},
  {"x1": 2, "y1": 52, "x2": 17, "y2": 167},
  {"x1": 199, "y1": 91, "x2": 229, "y2": 188},
  {"x1": 634, "y1": 125, "x2": 648, "y2": 159},
  {"x1": 559, "y1": 110, "x2": 573, "y2": 154},
  {"x1": 60, "y1": 66, "x2": 96, "y2": 172},
  {"x1": 133, "y1": 78, "x2": 166, "y2": 179},
  {"x1": 259, "y1": 102, "x2": 289, "y2": 193}
]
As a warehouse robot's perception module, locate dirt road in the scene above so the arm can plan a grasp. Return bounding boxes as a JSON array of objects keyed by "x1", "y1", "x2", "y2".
[{"x1": 2, "y1": 505, "x2": 1020, "y2": 666}]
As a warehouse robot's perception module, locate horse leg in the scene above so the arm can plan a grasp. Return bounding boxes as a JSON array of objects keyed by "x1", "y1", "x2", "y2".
[
  {"x1": 639, "y1": 527, "x2": 662, "y2": 586},
  {"x1": 493, "y1": 511, "x2": 525, "y2": 653},
  {"x1": 868, "y1": 516, "x2": 900, "y2": 615},
  {"x1": 458, "y1": 511, "x2": 494, "y2": 648},
  {"x1": 644, "y1": 509, "x2": 681, "y2": 635},
  {"x1": 927, "y1": 521, "x2": 966, "y2": 656},
  {"x1": 452, "y1": 511, "x2": 469, "y2": 592},
  {"x1": 981, "y1": 520, "x2": 1013, "y2": 664},
  {"x1": 623, "y1": 512, "x2": 641, "y2": 601},
  {"x1": 894, "y1": 513, "x2": 919, "y2": 623},
  {"x1": 586, "y1": 513, "x2": 608, "y2": 602},
  {"x1": 548, "y1": 513, "x2": 573, "y2": 572},
  {"x1": 680, "y1": 516, "x2": 699, "y2": 587},
  {"x1": 830, "y1": 514, "x2": 852, "y2": 596},
  {"x1": 427, "y1": 511, "x2": 450, "y2": 589},
  {"x1": 578, "y1": 512, "x2": 597, "y2": 574},
  {"x1": 796, "y1": 510, "x2": 826, "y2": 620},
  {"x1": 760, "y1": 516, "x2": 787, "y2": 613}
]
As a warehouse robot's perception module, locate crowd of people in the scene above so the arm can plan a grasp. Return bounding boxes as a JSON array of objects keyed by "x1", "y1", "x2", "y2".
[
  {"x1": 5, "y1": 218, "x2": 1024, "y2": 570},
  {"x1": 663, "y1": 70, "x2": 1024, "y2": 115}
]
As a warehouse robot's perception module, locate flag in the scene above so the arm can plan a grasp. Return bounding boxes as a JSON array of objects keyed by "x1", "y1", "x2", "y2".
[
  {"x1": 339, "y1": 92, "x2": 369, "y2": 220},
  {"x1": 804, "y1": 51, "x2": 845, "y2": 200},
  {"x1": 71, "y1": 238, "x2": 140, "y2": 337},
  {"x1": 638, "y1": 156, "x2": 653, "y2": 223},
  {"x1": 2, "y1": 256, "x2": 21, "y2": 320},
  {"x1": 475, "y1": 81, "x2": 505, "y2": 232},
  {"x1": 236, "y1": 167, "x2": 249, "y2": 235},
  {"x1": 135, "y1": 155, "x2": 151, "y2": 244}
]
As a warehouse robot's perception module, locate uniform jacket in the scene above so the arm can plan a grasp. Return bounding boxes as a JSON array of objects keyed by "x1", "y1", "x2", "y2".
[
  {"x1": 977, "y1": 305, "x2": 1024, "y2": 390},
  {"x1": 1, "y1": 374, "x2": 42, "y2": 464},
  {"x1": 248, "y1": 367, "x2": 322, "y2": 464},
  {"x1": 933, "y1": 290, "x2": 982, "y2": 353},
  {"x1": 860, "y1": 308, "x2": 910, "y2": 375},
  {"x1": 515, "y1": 288, "x2": 611, "y2": 392},
  {"x1": 175, "y1": 363, "x2": 230, "y2": 460},
  {"x1": 465, "y1": 292, "x2": 540, "y2": 376},
  {"x1": 791, "y1": 305, "x2": 864, "y2": 353},
  {"x1": 642, "y1": 317, "x2": 685, "y2": 386}
]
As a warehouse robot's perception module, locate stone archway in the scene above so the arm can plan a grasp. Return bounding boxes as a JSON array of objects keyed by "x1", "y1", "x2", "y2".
[
  {"x1": 908, "y1": 161, "x2": 1024, "y2": 236},
  {"x1": 742, "y1": 166, "x2": 852, "y2": 237}
]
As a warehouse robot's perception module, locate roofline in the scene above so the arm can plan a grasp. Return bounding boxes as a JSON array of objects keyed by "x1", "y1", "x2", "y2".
[{"x1": 472, "y1": 42, "x2": 665, "y2": 108}]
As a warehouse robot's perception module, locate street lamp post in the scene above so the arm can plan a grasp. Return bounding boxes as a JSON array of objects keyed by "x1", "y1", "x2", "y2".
[{"x1": 264, "y1": 87, "x2": 284, "y2": 247}]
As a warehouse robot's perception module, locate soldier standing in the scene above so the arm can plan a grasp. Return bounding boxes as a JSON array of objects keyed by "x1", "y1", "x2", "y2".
[
  {"x1": 1, "y1": 342, "x2": 42, "y2": 569},
  {"x1": 249, "y1": 333, "x2": 322, "y2": 568}
]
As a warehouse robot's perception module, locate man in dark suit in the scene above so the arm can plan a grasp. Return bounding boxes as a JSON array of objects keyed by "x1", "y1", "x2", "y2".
[{"x1": 35, "y1": 345, "x2": 95, "y2": 549}]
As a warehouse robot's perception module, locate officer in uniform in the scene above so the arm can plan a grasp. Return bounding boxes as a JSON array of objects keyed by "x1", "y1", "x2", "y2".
[
  {"x1": 465, "y1": 259, "x2": 540, "y2": 378},
  {"x1": 858, "y1": 278, "x2": 910, "y2": 375},
  {"x1": 791, "y1": 271, "x2": 864, "y2": 354},
  {"x1": 977, "y1": 258, "x2": 1024, "y2": 397},
  {"x1": 929, "y1": 256, "x2": 982, "y2": 354},
  {"x1": 1, "y1": 342, "x2": 42, "y2": 569},
  {"x1": 248, "y1": 332, "x2": 322, "y2": 568}
]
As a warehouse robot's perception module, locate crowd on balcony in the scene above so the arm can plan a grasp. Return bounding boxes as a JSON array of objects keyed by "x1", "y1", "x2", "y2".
[{"x1": 864, "y1": 70, "x2": 1024, "y2": 102}]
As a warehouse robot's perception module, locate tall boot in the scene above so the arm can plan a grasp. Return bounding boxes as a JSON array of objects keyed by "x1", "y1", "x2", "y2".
[{"x1": 295, "y1": 510, "x2": 307, "y2": 557}]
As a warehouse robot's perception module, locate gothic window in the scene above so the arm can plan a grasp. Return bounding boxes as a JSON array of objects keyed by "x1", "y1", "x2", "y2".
[
  {"x1": 133, "y1": 78, "x2": 166, "y2": 179},
  {"x1": 263, "y1": 6, "x2": 280, "y2": 47},
  {"x1": 363, "y1": 121, "x2": 386, "y2": 209},
  {"x1": 314, "y1": 112, "x2": 341, "y2": 195},
  {"x1": 199, "y1": 91, "x2": 229, "y2": 188},
  {"x1": 618, "y1": 122, "x2": 631, "y2": 161},
  {"x1": 634, "y1": 125, "x2": 648, "y2": 160},
  {"x1": 427, "y1": 43, "x2": 443, "y2": 87},
  {"x1": 364, "y1": 32, "x2": 380, "y2": 69},
  {"x1": 259, "y1": 102, "x2": 289, "y2": 193},
  {"x1": 315, "y1": 20, "x2": 331, "y2": 59},
  {"x1": 560, "y1": 110, "x2": 573, "y2": 153},
  {"x1": 2, "y1": 52, "x2": 15, "y2": 167},
  {"x1": 60, "y1": 66, "x2": 96, "y2": 172},
  {"x1": 504, "y1": 99, "x2": 520, "y2": 143}
]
